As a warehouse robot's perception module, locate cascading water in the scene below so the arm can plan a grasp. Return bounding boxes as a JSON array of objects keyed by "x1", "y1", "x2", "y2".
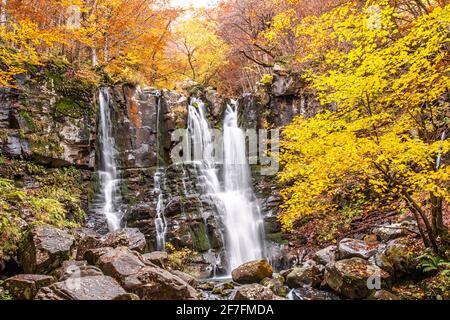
[
  {"x1": 219, "y1": 105, "x2": 265, "y2": 270},
  {"x1": 97, "y1": 88, "x2": 122, "y2": 231},
  {"x1": 153, "y1": 92, "x2": 167, "y2": 251},
  {"x1": 185, "y1": 98, "x2": 265, "y2": 273}
]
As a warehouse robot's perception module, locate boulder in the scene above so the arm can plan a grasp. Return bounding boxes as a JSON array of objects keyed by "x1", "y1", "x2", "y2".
[
  {"x1": 371, "y1": 240, "x2": 418, "y2": 277},
  {"x1": 103, "y1": 228, "x2": 147, "y2": 253},
  {"x1": 35, "y1": 275, "x2": 127, "y2": 300},
  {"x1": 142, "y1": 251, "x2": 169, "y2": 268},
  {"x1": 74, "y1": 230, "x2": 104, "y2": 260},
  {"x1": 368, "y1": 290, "x2": 401, "y2": 300},
  {"x1": 171, "y1": 270, "x2": 199, "y2": 288},
  {"x1": 272, "y1": 74, "x2": 298, "y2": 96},
  {"x1": 96, "y1": 247, "x2": 146, "y2": 285},
  {"x1": 338, "y1": 238, "x2": 378, "y2": 260},
  {"x1": 233, "y1": 284, "x2": 282, "y2": 300},
  {"x1": 373, "y1": 220, "x2": 418, "y2": 242},
  {"x1": 261, "y1": 277, "x2": 289, "y2": 297},
  {"x1": 83, "y1": 247, "x2": 114, "y2": 265},
  {"x1": 286, "y1": 262, "x2": 324, "y2": 289},
  {"x1": 313, "y1": 245, "x2": 338, "y2": 265},
  {"x1": 324, "y1": 257, "x2": 391, "y2": 299},
  {"x1": 54, "y1": 260, "x2": 103, "y2": 281},
  {"x1": 4, "y1": 274, "x2": 55, "y2": 300},
  {"x1": 20, "y1": 225, "x2": 76, "y2": 274},
  {"x1": 289, "y1": 287, "x2": 340, "y2": 300},
  {"x1": 124, "y1": 266, "x2": 198, "y2": 300},
  {"x1": 231, "y1": 260, "x2": 273, "y2": 284}
]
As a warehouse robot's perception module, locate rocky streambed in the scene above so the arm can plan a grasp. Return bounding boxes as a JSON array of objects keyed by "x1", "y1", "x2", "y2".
[{"x1": 0, "y1": 215, "x2": 420, "y2": 300}]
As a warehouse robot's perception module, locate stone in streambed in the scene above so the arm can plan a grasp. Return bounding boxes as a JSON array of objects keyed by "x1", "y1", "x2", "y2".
[
  {"x1": 231, "y1": 260, "x2": 273, "y2": 284},
  {"x1": 4, "y1": 274, "x2": 55, "y2": 300}
]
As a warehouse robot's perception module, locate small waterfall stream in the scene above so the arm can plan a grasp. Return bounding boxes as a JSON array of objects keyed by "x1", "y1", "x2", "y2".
[{"x1": 97, "y1": 88, "x2": 122, "y2": 231}]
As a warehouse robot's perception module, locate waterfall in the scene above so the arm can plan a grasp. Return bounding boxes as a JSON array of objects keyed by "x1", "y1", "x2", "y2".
[
  {"x1": 219, "y1": 104, "x2": 265, "y2": 270},
  {"x1": 97, "y1": 88, "x2": 122, "y2": 231},
  {"x1": 186, "y1": 98, "x2": 265, "y2": 272},
  {"x1": 154, "y1": 93, "x2": 167, "y2": 251}
]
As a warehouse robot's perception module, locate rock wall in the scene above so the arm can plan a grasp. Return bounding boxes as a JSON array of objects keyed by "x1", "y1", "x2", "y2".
[{"x1": 0, "y1": 68, "x2": 96, "y2": 168}]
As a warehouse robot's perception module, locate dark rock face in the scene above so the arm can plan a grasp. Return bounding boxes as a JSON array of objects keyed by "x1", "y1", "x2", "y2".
[
  {"x1": 0, "y1": 76, "x2": 96, "y2": 168},
  {"x1": 96, "y1": 247, "x2": 147, "y2": 285},
  {"x1": 20, "y1": 225, "x2": 76, "y2": 274},
  {"x1": 35, "y1": 275, "x2": 127, "y2": 300},
  {"x1": 3, "y1": 274, "x2": 55, "y2": 300},
  {"x1": 231, "y1": 260, "x2": 273, "y2": 284}
]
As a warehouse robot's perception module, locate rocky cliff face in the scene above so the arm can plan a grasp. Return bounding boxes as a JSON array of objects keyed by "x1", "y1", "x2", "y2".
[
  {"x1": 0, "y1": 65, "x2": 321, "y2": 276},
  {"x1": 0, "y1": 68, "x2": 96, "y2": 168}
]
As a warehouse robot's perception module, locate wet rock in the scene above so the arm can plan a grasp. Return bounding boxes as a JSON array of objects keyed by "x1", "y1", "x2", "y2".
[
  {"x1": 289, "y1": 287, "x2": 340, "y2": 300},
  {"x1": 35, "y1": 275, "x2": 127, "y2": 300},
  {"x1": 232, "y1": 260, "x2": 273, "y2": 284},
  {"x1": 103, "y1": 228, "x2": 147, "y2": 253},
  {"x1": 171, "y1": 270, "x2": 199, "y2": 288},
  {"x1": 286, "y1": 261, "x2": 324, "y2": 289},
  {"x1": 313, "y1": 245, "x2": 338, "y2": 265},
  {"x1": 324, "y1": 257, "x2": 391, "y2": 299},
  {"x1": 4, "y1": 274, "x2": 55, "y2": 300},
  {"x1": 368, "y1": 290, "x2": 400, "y2": 300},
  {"x1": 338, "y1": 238, "x2": 378, "y2": 260},
  {"x1": 233, "y1": 284, "x2": 282, "y2": 300},
  {"x1": 279, "y1": 268, "x2": 293, "y2": 279},
  {"x1": 20, "y1": 225, "x2": 76, "y2": 274},
  {"x1": 142, "y1": 251, "x2": 169, "y2": 268},
  {"x1": 96, "y1": 247, "x2": 146, "y2": 285},
  {"x1": 264, "y1": 216, "x2": 282, "y2": 234},
  {"x1": 124, "y1": 266, "x2": 198, "y2": 300},
  {"x1": 261, "y1": 277, "x2": 289, "y2": 297}
]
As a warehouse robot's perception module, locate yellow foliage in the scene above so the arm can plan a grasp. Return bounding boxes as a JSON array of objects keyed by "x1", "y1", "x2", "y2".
[{"x1": 278, "y1": 2, "x2": 450, "y2": 232}]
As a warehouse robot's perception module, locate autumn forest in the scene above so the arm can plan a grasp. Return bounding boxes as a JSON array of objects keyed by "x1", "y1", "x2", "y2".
[{"x1": 0, "y1": 0, "x2": 449, "y2": 302}]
